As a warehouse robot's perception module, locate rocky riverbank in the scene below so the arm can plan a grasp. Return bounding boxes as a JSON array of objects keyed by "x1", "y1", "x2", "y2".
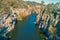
[
  {"x1": 0, "y1": 0, "x2": 60, "y2": 40},
  {"x1": 35, "y1": 8, "x2": 60, "y2": 40}
]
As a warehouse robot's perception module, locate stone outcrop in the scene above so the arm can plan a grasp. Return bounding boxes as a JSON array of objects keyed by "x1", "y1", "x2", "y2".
[
  {"x1": 35, "y1": 8, "x2": 60, "y2": 39},
  {"x1": 0, "y1": 0, "x2": 60, "y2": 39},
  {"x1": 0, "y1": 8, "x2": 17, "y2": 36}
]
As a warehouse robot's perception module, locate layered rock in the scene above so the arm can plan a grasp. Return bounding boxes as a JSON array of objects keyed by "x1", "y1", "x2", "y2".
[
  {"x1": 35, "y1": 8, "x2": 60, "y2": 39},
  {"x1": 0, "y1": 8, "x2": 17, "y2": 36}
]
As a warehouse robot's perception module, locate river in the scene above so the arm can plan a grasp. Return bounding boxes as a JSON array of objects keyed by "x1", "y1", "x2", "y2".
[
  {"x1": 1, "y1": 13, "x2": 60, "y2": 40},
  {"x1": 7, "y1": 13, "x2": 40, "y2": 40}
]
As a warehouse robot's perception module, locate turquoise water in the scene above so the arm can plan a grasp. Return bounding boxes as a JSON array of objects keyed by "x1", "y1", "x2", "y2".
[{"x1": 15, "y1": 13, "x2": 40, "y2": 40}]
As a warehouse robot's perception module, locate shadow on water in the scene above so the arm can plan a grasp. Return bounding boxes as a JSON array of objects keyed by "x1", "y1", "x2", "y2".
[
  {"x1": 7, "y1": 13, "x2": 40, "y2": 40},
  {"x1": 56, "y1": 21, "x2": 60, "y2": 38}
]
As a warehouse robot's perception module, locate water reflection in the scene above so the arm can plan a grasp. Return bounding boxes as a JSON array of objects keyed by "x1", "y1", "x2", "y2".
[
  {"x1": 17, "y1": 13, "x2": 40, "y2": 40},
  {"x1": 7, "y1": 13, "x2": 40, "y2": 40}
]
